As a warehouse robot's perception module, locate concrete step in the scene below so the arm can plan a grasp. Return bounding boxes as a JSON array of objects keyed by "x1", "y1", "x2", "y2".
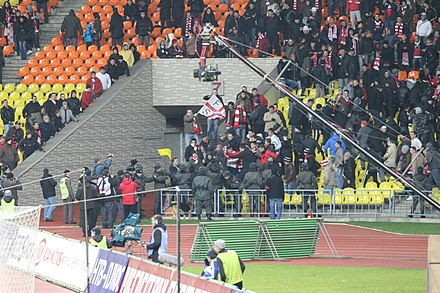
[{"x1": 2, "y1": 0, "x2": 89, "y2": 84}]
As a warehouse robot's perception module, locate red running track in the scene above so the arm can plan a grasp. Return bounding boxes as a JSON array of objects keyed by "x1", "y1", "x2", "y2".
[{"x1": 36, "y1": 222, "x2": 428, "y2": 291}]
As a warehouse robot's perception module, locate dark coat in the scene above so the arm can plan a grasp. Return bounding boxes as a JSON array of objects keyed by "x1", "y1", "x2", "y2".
[
  {"x1": 135, "y1": 16, "x2": 153, "y2": 36},
  {"x1": 172, "y1": 0, "x2": 185, "y2": 20},
  {"x1": 1, "y1": 106, "x2": 14, "y2": 125},
  {"x1": 158, "y1": 0, "x2": 171, "y2": 19},
  {"x1": 187, "y1": 0, "x2": 204, "y2": 15},
  {"x1": 61, "y1": 11, "x2": 82, "y2": 38},
  {"x1": 75, "y1": 182, "x2": 97, "y2": 210},
  {"x1": 40, "y1": 172, "x2": 57, "y2": 199},
  {"x1": 265, "y1": 174, "x2": 284, "y2": 199},
  {"x1": 110, "y1": 10, "x2": 124, "y2": 38}
]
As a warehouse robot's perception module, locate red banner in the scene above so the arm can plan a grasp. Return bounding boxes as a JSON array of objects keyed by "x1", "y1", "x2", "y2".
[{"x1": 119, "y1": 258, "x2": 233, "y2": 293}]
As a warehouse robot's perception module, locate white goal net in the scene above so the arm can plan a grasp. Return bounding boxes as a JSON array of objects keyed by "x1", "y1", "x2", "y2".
[{"x1": 0, "y1": 206, "x2": 40, "y2": 293}]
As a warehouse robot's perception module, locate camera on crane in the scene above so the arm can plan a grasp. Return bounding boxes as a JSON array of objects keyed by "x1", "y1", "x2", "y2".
[{"x1": 193, "y1": 24, "x2": 221, "y2": 82}]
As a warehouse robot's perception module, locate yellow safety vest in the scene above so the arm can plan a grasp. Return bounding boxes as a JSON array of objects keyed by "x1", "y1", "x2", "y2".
[
  {"x1": 60, "y1": 177, "x2": 70, "y2": 200},
  {"x1": 90, "y1": 236, "x2": 109, "y2": 249},
  {"x1": 217, "y1": 250, "x2": 243, "y2": 285},
  {"x1": 1, "y1": 198, "x2": 15, "y2": 207}
]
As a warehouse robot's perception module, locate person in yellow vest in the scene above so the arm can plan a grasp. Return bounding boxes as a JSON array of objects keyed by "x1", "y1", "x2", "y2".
[
  {"x1": 1, "y1": 190, "x2": 16, "y2": 209},
  {"x1": 60, "y1": 170, "x2": 76, "y2": 224},
  {"x1": 89, "y1": 227, "x2": 112, "y2": 249},
  {"x1": 212, "y1": 239, "x2": 246, "y2": 290}
]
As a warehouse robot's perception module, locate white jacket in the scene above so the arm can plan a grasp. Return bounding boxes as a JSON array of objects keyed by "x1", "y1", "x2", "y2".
[
  {"x1": 416, "y1": 19, "x2": 433, "y2": 37},
  {"x1": 96, "y1": 72, "x2": 112, "y2": 90}
]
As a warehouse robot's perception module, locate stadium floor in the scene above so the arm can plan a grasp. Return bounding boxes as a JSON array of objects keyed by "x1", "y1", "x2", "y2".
[{"x1": 35, "y1": 206, "x2": 428, "y2": 291}]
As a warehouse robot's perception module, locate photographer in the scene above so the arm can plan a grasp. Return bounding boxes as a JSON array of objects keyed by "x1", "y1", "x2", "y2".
[{"x1": 93, "y1": 153, "x2": 113, "y2": 177}]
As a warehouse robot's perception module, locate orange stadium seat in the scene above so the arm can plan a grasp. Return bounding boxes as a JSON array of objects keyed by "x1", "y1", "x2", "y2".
[
  {"x1": 34, "y1": 75, "x2": 46, "y2": 85},
  {"x1": 79, "y1": 51, "x2": 91, "y2": 60},
  {"x1": 58, "y1": 75, "x2": 69, "y2": 84},
  {"x1": 69, "y1": 51, "x2": 79, "y2": 59},
  {"x1": 49, "y1": 59, "x2": 60, "y2": 67},
  {"x1": 53, "y1": 67, "x2": 64, "y2": 75},
  {"x1": 65, "y1": 66, "x2": 75, "y2": 76},
  {"x1": 17, "y1": 66, "x2": 29, "y2": 77},
  {"x1": 77, "y1": 66, "x2": 88, "y2": 75},
  {"x1": 30, "y1": 67, "x2": 41, "y2": 76},
  {"x1": 46, "y1": 75, "x2": 57, "y2": 85},
  {"x1": 72, "y1": 58, "x2": 84, "y2": 68},
  {"x1": 21, "y1": 75, "x2": 35, "y2": 85},
  {"x1": 41, "y1": 67, "x2": 52, "y2": 76}
]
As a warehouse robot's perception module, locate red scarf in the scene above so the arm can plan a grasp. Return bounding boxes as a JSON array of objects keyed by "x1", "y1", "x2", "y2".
[
  {"x1": 324, "y1": 55, "x2": 332, "y2": 71},
  {"x1": 193, "y1": 118, "x2": 200, "y2": 134},
  {"x1": 394, "y1": 22, "x2": 404, "y2": 39},
  {"x1": 328, "y1": 23, "x2": 337, "y2": 41},
  {"x1": 373, "y1": 57, "x2": 380, "y2": 71},
  {"x1": 293, "y1": 0, "x2": 297, "y2": 10},
  {"x1": 184, "y1": 17, "x2": 193, "y2": 37},
  {"x1": 233, "y1": 106, "x2": 247, "y2": 128},
  {"x1": 386, "y1": 5, "x2": 392, "y2": 17},
  {"x1": 339, "y1": 26, "x2": 348, "y2": 45},
  {"x1": 314, "y1": 0, "x2": 319, "y2": 9}
]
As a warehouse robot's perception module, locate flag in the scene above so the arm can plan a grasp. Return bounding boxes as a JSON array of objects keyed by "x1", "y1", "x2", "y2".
[
  {"x1": 197, "y1": 95, "x2": 226, "y2": 119},
  {"x1": 157, "y1": 148, "x2": 172, "y2": 160}
]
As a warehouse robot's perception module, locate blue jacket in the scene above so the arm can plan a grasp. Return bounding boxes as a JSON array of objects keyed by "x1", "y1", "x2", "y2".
[
  {"x1": 93, "y1": 159, "x2": 112, "y2": 177},
  {"x1": 202, "y1": 260, "x2": 219, "y2": 280},
  {"x1": 323, "y1": 133, "x2": 346, "y2": 156},
  {"x1": 84, "y1": 24, "x2": 93, "y2": 43}
]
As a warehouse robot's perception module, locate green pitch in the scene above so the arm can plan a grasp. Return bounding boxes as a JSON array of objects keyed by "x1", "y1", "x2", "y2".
[
  {"x1": 183, "y1": 264, "x2": 426, "y2": 293},
  {"x1": 346, "y1": 222, "x2": 440, "y2": 235}
]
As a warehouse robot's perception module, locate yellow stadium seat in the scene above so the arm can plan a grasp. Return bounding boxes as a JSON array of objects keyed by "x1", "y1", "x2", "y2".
[
  {"x1": 379, "y1": 182, "x2": 393, "y2": 198},
  {"x1": 8, "y1": 92, "x2": 20, "y2": 101},
  {"x1": 40, "y1": 84, "x2": 51, "y2": 93},
  {"x1": 52, "y1": 83, "x2": 63, "y2": 93},
  {"x1": 315, "y1": 97, "x2": 325, "y2": 107},
  {"x1": 317, "y1": 192, "x2": 330, "y2": 205},
  {"x1": 76, "y1": 83, "x2": 86, "y2": 92},
  {"x1": 283, "y1": 194, "x2": 290, "y2": 205},
  {"x1": 332, "y1": 188, "x2": 344, "y2": 205},
  {"x1": 14, "y1": 98, "x2": 26, "y2": 108},
  {"x1": 64, "y1": 83, "x2": 76, "y2": 92},
  {"x1": 0, "y1": 92, "x2": 8, "y2": 101},
  {"x1": 20, "y1": 92, "x2": 32, "y2": 101},
  {"x1": 342, "y1": 188, "x2": 356, "y2": 205},
  {"x1": 0, "y1": 84, "x2": 3, "y2": 92},
  {"x1": 290, "y1": 194, "x2": 302, "y2": 205},
  {"x1": 3, "y1": 83, "x2": 15, "y2": 93},
  {"x1": 356, "y1": 188, "x2": 370, "y2": 204},
  {"x1": 15, "y1": 84, "x2": 27, "y2": 93},
  {"x1": 27, "y1": 84, "x2": 39, "y2": 93},
  {"x1": 277, "y1": 97, "x2": 289, "y2": 112},
  {"x1": 365, "y1": 181, "x2": 378, "y2": 190},
  {"x1": 33, "y1": 92, "x2": 44, "y2": 101}
]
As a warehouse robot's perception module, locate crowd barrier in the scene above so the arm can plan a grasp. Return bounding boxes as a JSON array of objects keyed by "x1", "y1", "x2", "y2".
[
  {"x1": 3, "y1": 227, "x2": 244, "y2": 293},
  {"x1": 190, "y1": 219, "x2": 321, "y2": 262},
  {"x1": 161, "y1": 189, "x2": 440, "y2": 218}
]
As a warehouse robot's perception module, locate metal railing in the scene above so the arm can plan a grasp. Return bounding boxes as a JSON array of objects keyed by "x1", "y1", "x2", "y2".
[{"x1": 160, "y1": 189, "x2": 440, "y2": 218}]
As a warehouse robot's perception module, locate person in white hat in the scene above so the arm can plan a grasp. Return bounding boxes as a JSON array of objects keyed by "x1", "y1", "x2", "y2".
[
  {"x1": 416, "y1": 12, "x2": 433, "y2": 42},
  {"x1": 212, "y1": 239, "x2": 245, "y2": 289}
]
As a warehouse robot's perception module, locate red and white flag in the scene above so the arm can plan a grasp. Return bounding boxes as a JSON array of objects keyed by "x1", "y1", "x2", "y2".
[{"x1": 198, "y1": 95, "x2": 225, "y2": 119}]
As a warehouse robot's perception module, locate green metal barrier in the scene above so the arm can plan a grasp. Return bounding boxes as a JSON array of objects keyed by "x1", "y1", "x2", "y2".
[
  {"x1": 256, "y1": 219, "x2": 320, "y2": 259},
  {"x1": 190, "y1": 220, "x2": 260, "y2": 262},
  {"x1": 190, "y1": 219, "x2": 320, "y2": 262}
]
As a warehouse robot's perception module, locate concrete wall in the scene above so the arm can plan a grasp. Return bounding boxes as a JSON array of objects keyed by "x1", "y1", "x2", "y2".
[
  {"x1": 152, "y1": 58, "x2": 279, "y2": 106},
  {"x1": 15, "y1": 58, "x2": 278, "y2": 206},
  {"x1": 15, "y1": 60, "x2": 166, "y2": 206}
]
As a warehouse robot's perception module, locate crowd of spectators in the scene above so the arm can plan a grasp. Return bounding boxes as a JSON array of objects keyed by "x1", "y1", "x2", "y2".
[
  {"x1": 0, "y1": 1, "x2": 47, "y2": 60},
  {"x1": 177, "y1": 68, "x2": 440, "y2": 218},
  {"x1": 0, "y1": 64, "x2": 118, "y2": 170}
]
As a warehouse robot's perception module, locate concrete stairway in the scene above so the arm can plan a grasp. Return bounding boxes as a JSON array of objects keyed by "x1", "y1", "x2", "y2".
[{"x1": 2, "y1": 0, "x2": 87, "y2": 85}]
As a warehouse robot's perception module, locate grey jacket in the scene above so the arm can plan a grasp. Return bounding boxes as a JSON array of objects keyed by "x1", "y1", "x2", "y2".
[
  {"x1": 60, "y1": 108, "x2": 78, "y2": 125},
  {"x1": 192, "y1": 175, "x2": 213, "y2": 200}
]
